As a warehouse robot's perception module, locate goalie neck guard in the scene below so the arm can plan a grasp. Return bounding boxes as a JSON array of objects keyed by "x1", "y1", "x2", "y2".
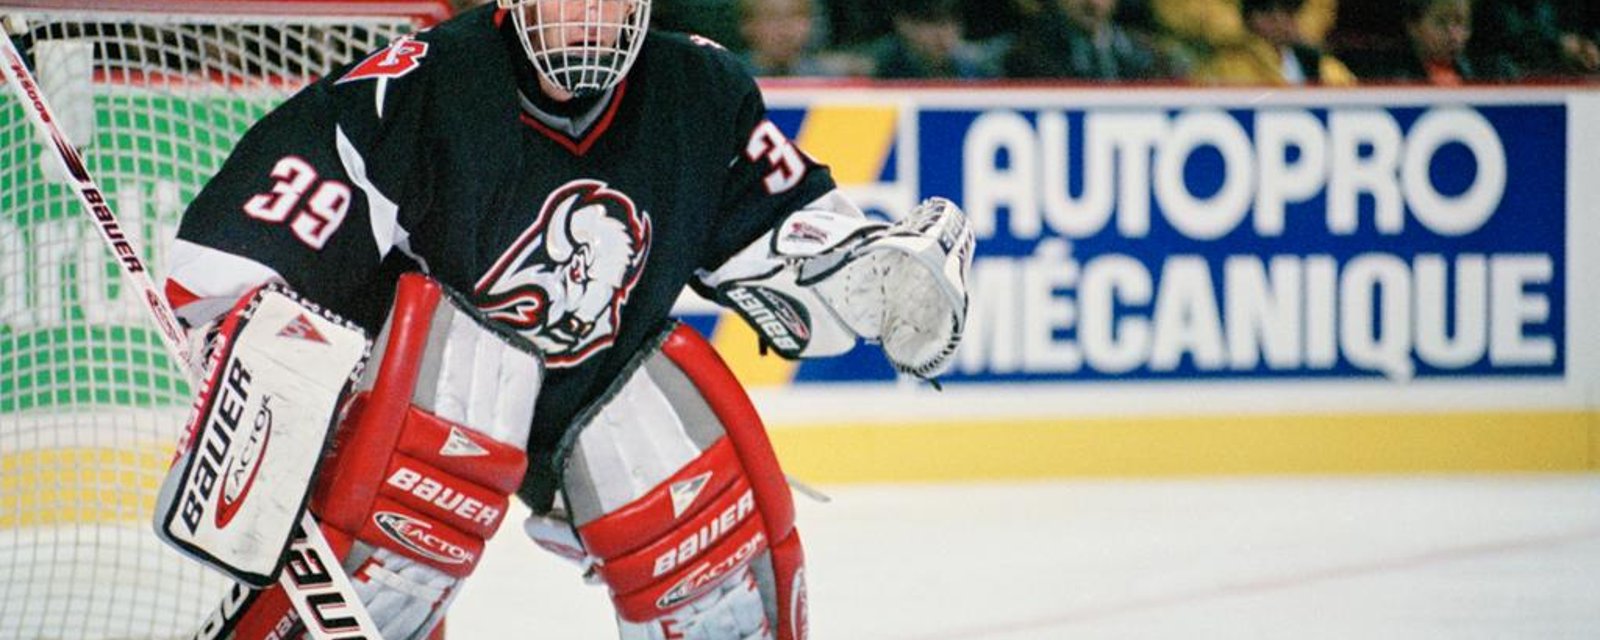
[{"x1": 497, "y1": 0, "x2": 653, "y2": 99}]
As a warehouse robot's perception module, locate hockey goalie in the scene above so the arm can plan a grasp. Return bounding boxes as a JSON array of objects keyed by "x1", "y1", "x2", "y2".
[{"x1": 153, "y1": 1, "x2": 974, "y2": 638}]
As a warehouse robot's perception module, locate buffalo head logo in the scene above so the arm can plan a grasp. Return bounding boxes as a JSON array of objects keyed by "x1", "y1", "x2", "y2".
[{"x1": 474, "y1": 180, "x2": 652, "y2": 367}]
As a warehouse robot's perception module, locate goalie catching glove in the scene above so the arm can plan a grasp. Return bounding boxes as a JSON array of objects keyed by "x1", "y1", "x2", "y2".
[
  {"x1": 812, "y1": 196, "x2": 974, "y2": 378},
  {"x1": 704, "y1": 193, "x2": 975, "y2": 379}
]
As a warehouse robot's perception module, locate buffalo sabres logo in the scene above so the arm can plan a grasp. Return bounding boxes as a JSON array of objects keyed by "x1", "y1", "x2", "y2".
[{"x1": 475, "y1": 180, "x2": 652, "y2": 367}]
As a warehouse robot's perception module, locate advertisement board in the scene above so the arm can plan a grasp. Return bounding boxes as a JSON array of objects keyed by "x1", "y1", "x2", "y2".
[
  {"x1": 719, "y1": 87, "x2": 1600, "y2": 481},
  {"x1": 3, "y1": 82, "x2": 1592, "y2": 479}
]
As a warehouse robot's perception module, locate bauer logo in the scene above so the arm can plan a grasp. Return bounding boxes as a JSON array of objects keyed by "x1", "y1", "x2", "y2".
[
  {"x1": 179, "y1": 358, "x2": 255, "y2": 535},
  {"x1": 214, "y1": 395, "x2": 273, "y2": 529},
  {"x1": 652, "y1": 489, "x2": 757, "y2": 578},
  {"x1": 669, "y1": 472, "x2": 713, "y2": 519},
  {"x1": 276, "y1": 313, "x2": 329, "y2": 344},
  {"x1": 374, "y1": 511, "x2": 474, "y2": 566},
  {"x1": 440, "y1": 426, "x2": 490, "y2": 457},
  {"x1": 386, "y1": 466, "x2": 503, "y2": 528},
  {"x1": 656, "y1": 533, "x2": 765, "y2": 611},
  {"x1": 725, "y1": 287, "x2": 811, "y2": 356}
]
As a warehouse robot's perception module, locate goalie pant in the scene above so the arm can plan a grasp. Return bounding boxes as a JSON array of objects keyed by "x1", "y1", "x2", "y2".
[
  {"x1": 527, "y1": 322, "x2": 807, "y2": 640},
  {"x1": 207, "y1": 274, "x2": 544, "y2": 640}
]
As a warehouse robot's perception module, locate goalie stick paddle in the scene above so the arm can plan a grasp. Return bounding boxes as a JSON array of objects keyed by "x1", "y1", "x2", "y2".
[{"x1": 0, "y1": 30, "x2": 381, "y2": 640}]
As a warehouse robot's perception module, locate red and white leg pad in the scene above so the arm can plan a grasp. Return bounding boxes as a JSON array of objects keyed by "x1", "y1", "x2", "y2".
[
  {"x1": 221, "y1": 274, "x2": 545, "y2": 640},
  {"x1": 530, "y1": 323, "x2": 807, "y2": 640}
]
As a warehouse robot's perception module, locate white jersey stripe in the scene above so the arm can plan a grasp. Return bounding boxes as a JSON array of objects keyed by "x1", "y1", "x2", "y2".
[
  {"x1": 336, "y1": 124, "x2": 408, "y2": 260},
  {"x1": 165, "y1": 238, "x2": 284, "y2": 324}
]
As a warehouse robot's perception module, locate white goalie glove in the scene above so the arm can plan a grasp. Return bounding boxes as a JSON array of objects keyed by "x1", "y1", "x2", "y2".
[
  {"x1": 809, "y1": 197, "x2": 974, "y2": 378},
  {"x1": 703, "y1": 193, "x2": 975, "y2": 379}
]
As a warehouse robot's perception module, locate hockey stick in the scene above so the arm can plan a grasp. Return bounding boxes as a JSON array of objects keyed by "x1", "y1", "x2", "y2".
[{"x1": 0, "y1": 25, "x2": 380, "y2": 640}]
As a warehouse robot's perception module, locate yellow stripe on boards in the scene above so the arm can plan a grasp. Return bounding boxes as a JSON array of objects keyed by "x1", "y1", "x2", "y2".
[
  {"x1": 1, "y1": 446, "x2": 168, "y2": 528},
  {"x1": 1591, "y1": 414, "x2": 1600, "y2": 471},
  {"x1": 766, "y1": 411, "x2": 1600, "y2": 484},
  {"x1": 793, "y1": 105, "x2": 899, "y2": 185},
  {"x1": 5, "y1": 412, "x2": 1593, "y2": 529}
]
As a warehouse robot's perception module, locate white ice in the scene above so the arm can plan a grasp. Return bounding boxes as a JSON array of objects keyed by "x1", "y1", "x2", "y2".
[{"x1": 452, "y1": 476, "x2": 1600, "y2": 639}]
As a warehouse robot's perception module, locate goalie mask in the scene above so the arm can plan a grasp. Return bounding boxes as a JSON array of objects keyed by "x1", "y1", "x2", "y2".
[{"x1": 498, "y1": 0, "x2": 652, "y2": 99}]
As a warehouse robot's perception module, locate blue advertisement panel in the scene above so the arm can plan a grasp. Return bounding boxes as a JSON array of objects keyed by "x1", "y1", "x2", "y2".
[{"x1": 740, "y1": 99, "x2": 1568, "y2": 385}]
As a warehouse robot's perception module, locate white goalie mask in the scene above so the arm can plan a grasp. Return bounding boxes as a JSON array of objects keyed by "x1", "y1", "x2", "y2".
[{"x1": 496, "y1": 0, "x2": 652, "y2": 98}]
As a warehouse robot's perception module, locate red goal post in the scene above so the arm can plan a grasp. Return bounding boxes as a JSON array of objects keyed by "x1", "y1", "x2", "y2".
[{"x1": 0, "y1": 2, "x2": 447, "y2": 638}]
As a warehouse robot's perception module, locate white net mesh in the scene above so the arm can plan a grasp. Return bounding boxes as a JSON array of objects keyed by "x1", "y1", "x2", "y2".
[{"x1": 0, "y1": 5, "x2": 439, "y2": 638}]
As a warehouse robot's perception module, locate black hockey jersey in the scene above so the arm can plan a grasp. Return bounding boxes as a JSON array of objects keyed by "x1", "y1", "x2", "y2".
[{"x1": 172, "y1": 5, "x2": 837, "y2": 509}]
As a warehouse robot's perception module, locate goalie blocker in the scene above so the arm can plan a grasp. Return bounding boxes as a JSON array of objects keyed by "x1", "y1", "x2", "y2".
[
  {"x1": 167, "y1": 274, "x2": 544, "y2": 640},
  {"x1": 154, "y1": 284, "x2": 370, "y2": 587},
  {"x1": 526, "y1": 323, "x2": 808, "y2": 640}
]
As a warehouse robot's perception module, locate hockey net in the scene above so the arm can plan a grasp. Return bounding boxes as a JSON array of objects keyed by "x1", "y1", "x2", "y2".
[{"x1": 0, "y1": 2, "x2": 449, "y2": 637}]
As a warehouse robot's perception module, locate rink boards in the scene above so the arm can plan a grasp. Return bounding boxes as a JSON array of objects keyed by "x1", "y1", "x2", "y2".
[
  {"x1": 2, "y1": 84, "x2": 1595, "y2": 486},
  {"x1": 691, "y1": 85, "x2": 1600, "y2": 482}
]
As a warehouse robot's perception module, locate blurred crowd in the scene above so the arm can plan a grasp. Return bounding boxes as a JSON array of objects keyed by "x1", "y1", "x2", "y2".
[{"x1": 453, "y1": 0, "x2": 1600, "y2": 85}]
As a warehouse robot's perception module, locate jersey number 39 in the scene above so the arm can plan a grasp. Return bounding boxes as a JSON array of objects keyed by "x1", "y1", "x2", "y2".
[{"x1": 243, "y1": 156, "x2": 352, "y2": 250}]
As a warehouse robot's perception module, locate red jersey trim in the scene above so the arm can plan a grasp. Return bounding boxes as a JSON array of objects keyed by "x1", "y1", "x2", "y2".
[{"x1": 518, "y1": 79, "x2": 629, "y2": 157}]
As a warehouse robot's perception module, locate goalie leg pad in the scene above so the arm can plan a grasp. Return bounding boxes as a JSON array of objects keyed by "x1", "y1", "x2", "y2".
[
  {"x1": 314, "y1": 273, "x2": 543, "y2": 639},
  {"x1": 200, "y1": 274, "x2": 544, "y2": 640},
  {"x1": 539, "y1": 322, "x2": 807, "y2": 640}
]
